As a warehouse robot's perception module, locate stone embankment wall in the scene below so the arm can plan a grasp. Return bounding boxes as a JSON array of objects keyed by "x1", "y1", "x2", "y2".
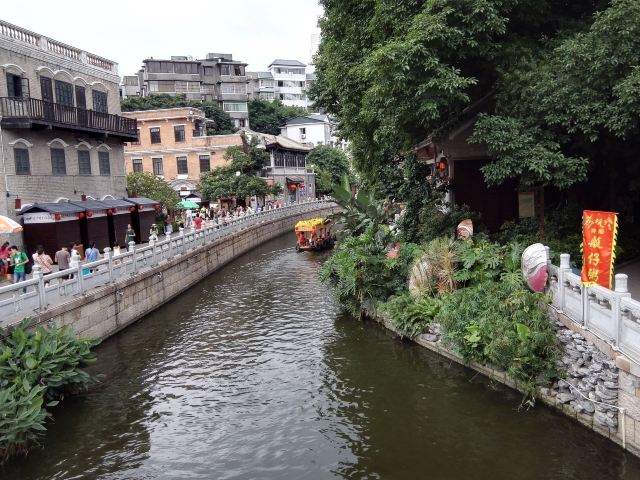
[
  {"x1": 375, "y1": 306, "x2": 640, "y2": 458},
  {"x1": 29, "y1": 206, "x2": 336, "y2": 340}
]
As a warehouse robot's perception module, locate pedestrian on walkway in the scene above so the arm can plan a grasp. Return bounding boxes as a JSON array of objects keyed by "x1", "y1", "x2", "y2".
[
  {"x1": 0, "y1": 241, "x2": 10, "y2": 281},
  {"x1": 10, "y1": 245, "x2": 28, "y2": 293},
  {"x1": 55, "y1": 244, "x2": 71, "y2": 281},
  {"x1": 194, "y1": 214, "x2": 203, "y2": 230},
  {"x1": 33, "y1": 246, "x2": 53, "y2": 286},
  {"x1": 125, "y1": 224, "x2": 136, "y2": 246},
  {"x1": 84, "y1": 241, "x2": 99, "y2": 274}
]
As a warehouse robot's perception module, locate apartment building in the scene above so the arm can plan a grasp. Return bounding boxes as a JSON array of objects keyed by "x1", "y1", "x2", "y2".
[
  {"x1": 127, "y1": 53, "x2": 250, "y2": 129},
  {"x1": 281, "y1": 114, "x2": 348, "y2": 150},
  {"x1": 248, "y1": 59, "x2": 313, "y2": 108},
  {"x1": 123, "y1": 107, "x2": 242, "y2": 198},
  {"x1": 0, "y1": 19, "x2": 137, "y2": 222}
]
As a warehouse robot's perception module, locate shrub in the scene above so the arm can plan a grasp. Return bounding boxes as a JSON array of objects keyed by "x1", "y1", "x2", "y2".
[
  {"x1": 0, "y1": 321, "x2": 99, "y2": 463},
  {"x1": 437, "y1": 274, "x2": 560, "y2": 399},
  {"x1": 379, "y1": 293, "x2": 440, "y2": 338},
  {"x1": 408, "y1": 237, "x2": 458, "y2": 297}
]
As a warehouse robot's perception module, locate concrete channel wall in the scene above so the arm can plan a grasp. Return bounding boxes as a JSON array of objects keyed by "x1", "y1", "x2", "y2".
[{"x1": 25, "y1": 204, "x2": 336, "y2": 340}]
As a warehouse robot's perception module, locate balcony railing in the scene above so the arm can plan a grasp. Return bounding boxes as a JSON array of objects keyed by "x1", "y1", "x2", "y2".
[{"x1": 0, "y1": 97, "x2": 138, "y2": 140}]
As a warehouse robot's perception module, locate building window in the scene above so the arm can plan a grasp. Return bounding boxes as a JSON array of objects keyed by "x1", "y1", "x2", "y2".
[
  {"x1": 99, "y1": 151, "x2": 110, "y2": 175},
  {"x1": 222, "y1": 102, "x2": 248, "y2": 113},
  {"x1": 6, "y1": 73, "x2": 23, "y2": 98},
  {"x1": 14, "y1": 148, "x2": 30, "y2": 175},
  {"x1": 55, "y1": 80, "x2": 74, "y2": 106},
  {"x1": 51, "y1": 148, "x2": 66, "y2": 175},
  {"x1": 297, "y1": 154, "x2": 306, "y2": 168},
  {"x1": 299, "y1": 127, "x2": 306, "y2": 135},
  {"x1": 234, "y1": 65, "x2": 245, "y2": 76},
  {"x1": 221, "y1": 84, "x2": 246, "y2": 94},
  {"x1": 274, "y1": 151, "x2": 285, "y2": 167},
  {"x1": 132, "y1": 158, "x2": 143, "y2": 173},
  {"x1": 78, "y1": 150, "x2": 92, "y2": 175},
  {"x1": 174, "y1": 125, "x2": 185, "y2": 142},
  {"x1": 152, "y1": 157, "x2": 164, "y2": 176},
  {"x1": 220, "y1": 64, "x2": 230, "y2": 76},
  {"x1": 199, "y1": 155, "x2": 210, "y2": 173},
  {"x1": 93, "y1": 90, "x2": 108, "y2": 113},
  {"x1": 203, "y1": 66, "x2": 214, "y2": 76},
  {"x1": 174, "y1": 62, "x2": 199, "y2": 74},
  {"x1": 146, "y1": 61, "x2": 174, "y2": 73},
  {"x1": 150, "y1": 127, "x2": 161, "y2": 144},
  {"x1": 176, "y1": 156, "x2": 188, "y2": 175}
]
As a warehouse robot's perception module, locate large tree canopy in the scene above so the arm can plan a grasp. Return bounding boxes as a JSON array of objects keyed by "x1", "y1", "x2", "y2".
[
  {"x1": 199, "y1": 143, "x2": 281, "y2": 204},
  {"x1": 310, "y1": 0, "x2": 640, "y2": 209},
  {"x1": 248, "y1": 99, "x2": 308, "y2": 135},
  {"x1": 121, "y1": 94, "x2": 236, "y2": 135}
]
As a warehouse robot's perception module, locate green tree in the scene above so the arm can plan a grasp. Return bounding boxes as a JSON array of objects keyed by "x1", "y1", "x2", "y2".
[
  {"x1": 199, "y1": 143, "x2": 276, "y2": 205},
  {"x1": 310, "y1": 0, "x2": 615, "y2": 204},
  {"x1": 248, "y1": 99, "x2": 308, "y2": 135},
  {"x1": 306, "y1": 145, "x2": 351, "y2": 195},
  {"x1": 126, "y1": 172, "x2": 180, "y2": 209},
  {"x1": 121, "y1": 94, "x2": 235, "y2": 135}
]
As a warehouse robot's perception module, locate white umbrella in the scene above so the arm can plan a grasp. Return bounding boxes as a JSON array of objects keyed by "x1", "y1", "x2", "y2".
[{"x1": 0, "y1": 215, "x2": 23, "y2": 234}]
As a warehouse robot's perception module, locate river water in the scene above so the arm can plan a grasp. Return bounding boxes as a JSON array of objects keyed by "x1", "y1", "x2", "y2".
[{"x1": 3, "y1": 234, "x2": 640, "y2": 479}]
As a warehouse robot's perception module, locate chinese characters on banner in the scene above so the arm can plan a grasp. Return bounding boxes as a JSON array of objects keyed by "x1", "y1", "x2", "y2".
[{"x1": 581, "y1": 210, "x2": 618, "y2": 288}]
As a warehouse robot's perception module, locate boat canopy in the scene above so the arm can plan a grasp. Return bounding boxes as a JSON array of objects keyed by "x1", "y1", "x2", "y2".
[{"x1": 295, "y1": 217, "x2": 330, "y2": 232}]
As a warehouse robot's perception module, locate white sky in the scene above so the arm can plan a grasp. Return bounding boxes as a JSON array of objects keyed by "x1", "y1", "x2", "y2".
[{"x1": 1, "y1": 0, "x2": 323, "y2": 76}]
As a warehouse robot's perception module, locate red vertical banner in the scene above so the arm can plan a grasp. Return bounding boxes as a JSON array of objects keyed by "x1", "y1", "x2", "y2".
[{"x1": 581, "y1": 210, "x2": 618, "y2": 288}]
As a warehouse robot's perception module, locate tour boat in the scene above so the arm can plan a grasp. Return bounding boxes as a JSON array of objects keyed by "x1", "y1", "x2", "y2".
[{"x1": 295, "y1": 217, "x2": 335, "y2": 252}]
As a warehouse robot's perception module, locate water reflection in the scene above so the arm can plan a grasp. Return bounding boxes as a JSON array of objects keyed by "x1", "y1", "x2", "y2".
[{"x1": 1, "y1": 234, "x2": 640, "y2": 479}]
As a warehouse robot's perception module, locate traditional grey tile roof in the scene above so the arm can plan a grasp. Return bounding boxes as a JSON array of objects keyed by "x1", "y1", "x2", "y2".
[
  {"x1": 306, "y1": 73, "x2": 317, "y2": 81},
  {"x1": 284, "y1": 116, "x2": 326, "y2": 126},
  {"x1": 20, "y1": 202, "x2": 85, "y2": 215},
  {"x1": 268, "y1": 59, "x2": 306, "y2": 68},
  {"x1": 257, "y1": 71, "x2": 273, "y2": 79}
]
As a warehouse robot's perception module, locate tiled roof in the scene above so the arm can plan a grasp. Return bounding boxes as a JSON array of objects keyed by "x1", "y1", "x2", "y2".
[
  {"x1": 268, "y1": 59, "x2": 306, "y2": 67},
  {"x1": 306, "y1": 73, "x2": 317, "y2": 81},
  {"x1": 284, "y1": 116, "x2": 326, "y2": 126}
]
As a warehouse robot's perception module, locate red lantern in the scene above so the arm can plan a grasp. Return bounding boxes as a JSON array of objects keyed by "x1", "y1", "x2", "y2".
[
  {"x1": 437, "y1": 157, "x2": 449, "y2": 179},
  {"x1": 78, "y1": 212, "x2": 85, "y2": 219},
  {"x1": 87, "y1": 211, "x2": 93, "y2": 218},
  {"x1": 129, "y1": 206, "x2": 136, "y2": 213},
  {"x1": 290, "y1": 184, "x2": 297, "y2": 190},
  {"x1": 107, "y1": 209, "x2": 113, "y2": 215},
  {"x1": 54, "y1": 213, "x2": 62, "y2": 221},
  {"x1": 14, "y1": 198, "x2": 21, "y2": 210}
]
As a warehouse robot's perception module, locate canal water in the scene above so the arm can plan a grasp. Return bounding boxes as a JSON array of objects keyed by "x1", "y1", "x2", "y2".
[{"x1": 3, "y1": 234, "x2": 640, "y2": 480}]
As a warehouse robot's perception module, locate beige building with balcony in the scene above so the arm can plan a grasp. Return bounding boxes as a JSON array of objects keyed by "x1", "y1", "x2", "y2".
[
  {"x1": 0, "y1": 19, "x2": 137, "y2": 224},
  {"x1": 123, "y1": 107, "x2": 243, "y2": 198}
]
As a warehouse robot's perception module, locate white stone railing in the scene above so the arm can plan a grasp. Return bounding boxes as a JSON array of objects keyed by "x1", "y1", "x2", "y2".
[
  {"x1": 548, "y1": 252, "x2": 640, "y2": 364},
  {"x1": 0, "y1": 19, "x2": 117, "y2": 74},
  {"x1": 0, "y1": 199, "x2": 334, "y2": 328}
]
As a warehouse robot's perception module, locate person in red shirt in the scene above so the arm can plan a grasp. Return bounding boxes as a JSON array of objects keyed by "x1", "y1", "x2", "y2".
[{"x1": 194, "y1": 214, "x2": 204, "y2": 230}]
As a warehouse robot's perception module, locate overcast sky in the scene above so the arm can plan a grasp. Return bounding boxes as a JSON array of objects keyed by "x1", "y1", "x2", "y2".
[{"x1": 2, "y1": 0, "x2": 323, "y2": 76}]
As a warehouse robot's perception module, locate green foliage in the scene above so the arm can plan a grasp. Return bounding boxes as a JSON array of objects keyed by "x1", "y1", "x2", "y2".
[
  {"x1": 408, "y1": 237, "x2": 458, "y2": 297},
  {"x1": 306, "y1": 145, "x2": 351, "y2": 196},
  {"x1": 247, "y1": 99, "x2": 308, "y2": 135},
  {"x1": 126, "y1": 172, "x2": 181, "y2": 209},
  {"x1": 379, "y1": 293, "x2": 440, "y2": 338},
  {"x1": 0, "y1": 321, "x2": 99, "y2": 463},
  {"x1": 121, "y1": 94, "x2": 235, "y2": 135},
  {"x1": 401, "y1": 201, "x2": 483, "y2": 244},
  {"x1": 320, "y1": 226, "x2": 419, "y2": 316},
  {"x1": 199, "y1": 143, "x2": 273, "y2": 202},
  {"x1": 330, "y1": 174, "x2": 392, "y2": 238},
  {"x1": 436, "y1": 274, "x2": 560, "y2": 398}
]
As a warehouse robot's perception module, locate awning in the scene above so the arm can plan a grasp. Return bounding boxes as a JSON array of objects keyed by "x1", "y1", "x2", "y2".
[
  {"x1": 68, "y1": 200, "x2": 111, "y2": 212},
  {"x1": 101, "y1": 198, "x2": 137, "y2": 209},
  {"x1": 123, "y1": 197, "x2": 158, "y2": 206},
  {"x1": 286, "y1": 177, "x2": 304, "y2": 184},
  {"x1": 19, "y1": 202, "x2": 85, "y2": 215}
]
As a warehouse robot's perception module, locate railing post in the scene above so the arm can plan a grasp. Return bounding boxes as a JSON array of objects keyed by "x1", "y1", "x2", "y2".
[
  {"x1": 70, "y1": 251, "x2": 84, "y2": 295},
  {"x1": 558, "y1": 253, "x2": 571, "y2": 313},
  {"x1": 166, "y1": 232, "x2": 172, "y2": 258},
  {"x1": 129, "y1": 241, "x2": 137, "y2": 273},
  {"x1": 614, "y1": 274, "x2": 631, "y2": 348},
  {"x1": 32, "y1": 264, "x2": 46, "y2": 310},
  {"x1": 103, "y1": 247, "x2": 113, "y2": 283},
  {"x1": 150, "y1": 238, "x2": 157, "y2": 266}
]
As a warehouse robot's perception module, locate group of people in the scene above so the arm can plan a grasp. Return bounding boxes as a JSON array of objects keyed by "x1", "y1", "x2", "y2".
[
  {"x1": 175, "y1": 201, "x2": 283, "y2": 231},
  {"x1": 0, "y1": 240, "x2": 104, "y2": 291}
]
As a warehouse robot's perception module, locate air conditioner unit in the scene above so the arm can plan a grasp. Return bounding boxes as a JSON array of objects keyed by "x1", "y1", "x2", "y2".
[{"x1": 300, "y1": 134, "x2": 306, "y2": 139}]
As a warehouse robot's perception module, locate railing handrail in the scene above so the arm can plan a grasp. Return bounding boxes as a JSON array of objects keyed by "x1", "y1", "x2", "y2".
[
  {"x1": 0, "y1": 97, "x2": 137, "y2": 136},
  {"x1": 0, "y1": 199, "x2": 334, "y2": 327}
]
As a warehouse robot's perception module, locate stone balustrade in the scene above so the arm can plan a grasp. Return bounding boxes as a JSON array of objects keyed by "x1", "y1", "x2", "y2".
[
  {"x1": 547, "y1": 252, "x2": 640, "y2": 365},
  {"x1": 0, "y1": 200, "x2": 334, "y2": 328}
]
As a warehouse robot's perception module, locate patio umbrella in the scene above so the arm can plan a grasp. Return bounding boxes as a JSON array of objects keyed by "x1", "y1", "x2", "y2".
[
  {"x1": 0, "y1": 215, "x2": 22, "y2": 234},
  {"x1": 176, "y1": 200, "x2": 199, "y2": 209}
]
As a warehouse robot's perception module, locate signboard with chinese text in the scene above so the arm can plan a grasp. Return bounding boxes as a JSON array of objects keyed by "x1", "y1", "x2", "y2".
[
  {"x1": 518, "y1": 191, "x2": 535, "y2": 218},
  {"x1": 581, "y1": 210, "x2": 618, "y2": 288}
]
